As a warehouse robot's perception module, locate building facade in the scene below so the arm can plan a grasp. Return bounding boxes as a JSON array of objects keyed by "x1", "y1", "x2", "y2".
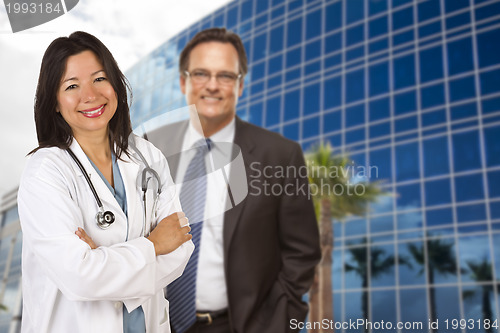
[{"x1": 126, "y1": 0, "x2": 500, "y2": 331}]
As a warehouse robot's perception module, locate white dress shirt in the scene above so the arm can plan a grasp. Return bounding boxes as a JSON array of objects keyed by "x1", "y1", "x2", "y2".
[{"x1": 175, "y1": 118, "x2": 235, "y2": 311}]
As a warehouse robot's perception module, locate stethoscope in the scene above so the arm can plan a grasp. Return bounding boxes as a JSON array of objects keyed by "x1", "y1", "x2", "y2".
[{"x1": 66, "y1": 139, "x2": 162, "y2": 234}]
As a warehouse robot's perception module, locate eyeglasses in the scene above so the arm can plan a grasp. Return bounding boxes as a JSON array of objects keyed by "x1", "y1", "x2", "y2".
[{"x1": 184, "y1": 70, "x2": 242, "y2": 86}]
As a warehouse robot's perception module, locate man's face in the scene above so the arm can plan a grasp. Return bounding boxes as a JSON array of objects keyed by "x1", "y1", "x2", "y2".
[{"x1": 180, "y1": 41, "x2": 244, "y2": 133}]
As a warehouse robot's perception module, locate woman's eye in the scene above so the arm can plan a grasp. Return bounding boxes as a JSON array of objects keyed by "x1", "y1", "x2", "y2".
[
  {"x1": 65, "y1": 84, "x2": 77, "y2": 91},
  {"x1": 95, "y1": 77, "x2": 107, "y2": 82}
]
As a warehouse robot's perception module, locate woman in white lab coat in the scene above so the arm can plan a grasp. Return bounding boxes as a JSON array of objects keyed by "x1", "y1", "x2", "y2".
[{"x1": 17, "y1": 31, "x2": 194, "y2": 333}]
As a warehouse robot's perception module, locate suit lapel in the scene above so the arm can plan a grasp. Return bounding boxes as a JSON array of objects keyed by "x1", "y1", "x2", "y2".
[{"x1": 223, "y1": 117, "x2": 257, "y2": 256}]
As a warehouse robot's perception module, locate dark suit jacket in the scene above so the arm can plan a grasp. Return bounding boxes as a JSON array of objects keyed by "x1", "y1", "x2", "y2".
[{"x1": 147, "y1": 116, "x2": 320, "y2": 333}]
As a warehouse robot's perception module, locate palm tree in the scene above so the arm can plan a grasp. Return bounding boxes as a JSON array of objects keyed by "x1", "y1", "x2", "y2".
[
  {"x1": 463, "y1": 258, "x2": 499, "y2": 333},
  {"x1": 344, "y1": 240, "x2": 408, "y2": 332},
  {"x1": 407, "y1": 236, "x2": 460, "y2": 332},
  {"x1": 305, "y1": 142, "x2": 385, "y2": 333}
]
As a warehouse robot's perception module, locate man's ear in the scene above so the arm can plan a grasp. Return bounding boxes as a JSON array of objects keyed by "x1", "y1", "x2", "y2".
[
  {"x1": 180, "y1": 75, "x2": 187, "y2": 95},
  {"x1": 238, "y1": 78, "x2": 244, "y2": 97}
]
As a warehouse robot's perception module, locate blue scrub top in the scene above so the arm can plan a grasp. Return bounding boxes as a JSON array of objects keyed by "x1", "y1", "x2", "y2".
[{"x1": 88, "y1": 153, "x2": 146, "y2": 333}]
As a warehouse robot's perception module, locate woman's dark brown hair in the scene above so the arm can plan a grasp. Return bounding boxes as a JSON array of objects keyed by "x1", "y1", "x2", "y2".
[{"x1": 31, "y1": 31, "x2": 132, "y2": 157}]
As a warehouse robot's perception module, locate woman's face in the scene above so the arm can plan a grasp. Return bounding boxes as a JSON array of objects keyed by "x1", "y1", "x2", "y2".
[{"x1": 57, "y1": 50, "x2": 117, "y2": 140}]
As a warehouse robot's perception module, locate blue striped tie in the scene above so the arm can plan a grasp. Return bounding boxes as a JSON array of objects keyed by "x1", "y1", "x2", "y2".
[{"x1": 168, "y1": 138, "x2": 212, "y2": 333}]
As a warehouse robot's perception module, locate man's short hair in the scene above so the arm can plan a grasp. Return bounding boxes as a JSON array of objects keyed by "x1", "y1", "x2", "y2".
[{"x1": 179, "y1": 27, "x2": 248, "y2": 77}]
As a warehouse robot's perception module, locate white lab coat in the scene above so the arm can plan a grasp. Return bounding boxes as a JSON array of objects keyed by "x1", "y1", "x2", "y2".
[{"x1": 17, "y1": 135, "x2": 194, "y2": 333}]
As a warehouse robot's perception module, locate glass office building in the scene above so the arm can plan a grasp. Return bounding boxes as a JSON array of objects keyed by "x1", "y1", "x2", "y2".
[
  {"x1": 0, "y1": 189, "x2": 22, "y2": 333},
  {"x1": 126, "y1": 0, "x2": 500, "y2": 331}
]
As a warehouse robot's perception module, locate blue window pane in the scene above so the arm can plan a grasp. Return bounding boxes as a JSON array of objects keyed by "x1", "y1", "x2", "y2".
[
  {"x1": 425, "y1": 179, "x2": 452, "y2": 206},
  {"x1": 422, "y1": 108, "x2": 446, "y2": 127},
  {"x1": 346, "y1": 104, "x2": 365, "y2": 127},
  {"x1": 447, "y1": 38, "x2": 474, "y2": 76},
  {"x1": 369, "y1": 97, "x2": 390, "y2": 121},
  {"x1": 249, "y1": 102, "x2": 263, "y2": 126},
  {"x1": 325, "y1": 33, "x2": 341, "y2": 54},
  {"x1": 323, "y1": 111, "x2": 341, "y2": 133},
  {"x1": 393, "y1": 30, "x2": 413, "y2": 46},
  {"x1": 305, "y1": 40, "x2": 321, "y2": 61},
  {"x1": 251, "y1": 62, "x2": 265, "y2": 82},
  {"x1": 268, "y1": 55, "x2": 282, "y2": 76},
  {"x1": 370, "y1": 148, "x2": 391, "y2": 179},
  {"x1": 286, "y1": 47, "x2": 301, "y2": 67},
  {"x1": 303, "y1": 116, "x2": 319, "y2": 139},
  {"x1": 265, "y1": 96, "x2": 281, "y2": 127},
  {"x1": 396, "y1": 142, "x2": 420, "y2": 181},
  {"x1": 250, "y1": 82, "x2": 264, "y2": 95},
  {"x1": 397, "y1": 183, "x2": 421, "y2": 209},
  {"x1": 394, "y1": 54, "x2": 415, "y2": 89},
  {"x1": 256, "y1": 0, "x2": 269, "y2": 14},
  {"x1": 445, "y1": 0, "x2": 469, "y2": 13},
  {"x1": 326, "y1": 1, "x2": 342, "y2": 32},
  {"x1": 369, "y1": 0, "x2": 387, "y2": 16},
  {"x1": 227, "y1": 6, "x2": 238, "y2": 29},
  {"x1": 370, "y1": 122, "x2": 390, "y2": 139},
  {"x1": 426, "y1": 208, "x2": 454, "y2": 227},
  {"x1": 419, "y1": 21, "x2": 441, "y2": 39},
  {"x1": 370, "y1": 244, "x2": 396, "y2": 287},
  {"x1": 455, "y1": 174, "x2": 484, "y2": 202},
  {"x1": 453, "y1": 130, "x2": 481, "y2": 172},
  {"x1": 369, "y1": 62, "x2": 389, "y2": 96},
  {"x1": 418, "y1": 0, "x2": 440, "y2": 22},
  {"x1": 450, "y1": 102, "x2": 477, "y2": 121},
  {"x1": 421, "y1": 83, "x2": 445, "y2": 109},
  {"x1": 287, "y1": 18, "x2": 302, "y2": 48},
  {"x1": 372, "y1": 290, "x2": 397, "y2": 324},
  {"x1": 267, "y1": 75, "x2": 282, "y2": 91},
  {"x1": 347, "y1": 24, "x2": 364, "y2": 46},
  {"x1": 369, "y1": 38, "x2": 388, "y2": 53},
  {"x1": 284, "y1": 90, "x2": 300, "y2": 121},
  {"x1": 346, "y1": 0, "x2": 364, "y2": 24},
  {"x1": 369, "y1": 16, "x2": 388, "y2": 38},
  {"x1": 480, "y1": 68, "x2": 500, "y2": 95},
  {"x1": 477, "y1": 29, "x2": 500, "y2": 68},
  {"x1": 305, "y1": 61, "x2": 320, "y2": 75},
  {"x1": 303, "y1": 84, "x2": 320, "y2": 116},
  {"x1": 252, "y1": 33, "x2": 267, "y2": 62},
  {"x1": 213, "y1": 12, "x2": 224, "y2": 27},
  {"x1": 393, "y1": 7, "x2": 413, "y2": 31},
  {"x1": 346, "y1": 69, "x2": 365, "y2": 103},
  {"x1": 269, "y1": 25, "x2": 284, "y2": 54},
  {"x1": 346, "y1": 46, "x2": 364, "y2": 61},
  {"x1": 476, "y1": 1, "x2": 500, "y2": 21},
  {"x1": 392, "y1": 0, "x2": 412, "y2": 8},
  {"x1": 482, "y1": 96, "x2": 500, "y2": 114},
  {"x1": 457, "y1": 204, "x2": 487, "y2": 223},
  {"x1": 346, "y1": 128, "x2": 365, "y2": 144},
  {"x1": 395, "y1": 115, "x2": 417, "y2": 132},
  {"x1": 488, "y1": 170, "x2": 500, "y2": 198},
  {"x1": 271, "y1": 3, "x2": 285, "y2": 19},
  {"x1": 485, "y1": 125, "x2": 500, "y2": 167},
  {"x1": 324, "y1": 76, "x2": 341, "y2": 109},
  {"x1": 449, "y1": 76, "x2": 475, "y2": 102},
  {"x1": 283, "y1": 122, "x2": 299, "y2": 141},
  {"x1": 420, "y1": 46, "x2": 443, "y2": 83},
  {"x1": 287, "y1": 0, "x2": 302, "y2": 12},
  {"x1": 240, "y1": 0, "x2": 253, "y2": 22},
  {"x1": 306, "y1": 9, "x2": 322, "y2": 39},
  {"x1": 446, "y1": 12, "x2": 470, "y2": 30},
  {"x1": 423, "y1": 136, "x2": 449, "y2": 177},
  {"x1": 325, "y1": 53, "x2": 342, "y2": 68},
  {"x1": 394, "y1": 90, "x2": 416, "y2": 116}
]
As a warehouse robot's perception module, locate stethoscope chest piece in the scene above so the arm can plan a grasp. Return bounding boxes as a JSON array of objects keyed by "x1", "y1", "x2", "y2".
[{"x1": 96, "y1": 209, "x2": 115, "y2": 229}]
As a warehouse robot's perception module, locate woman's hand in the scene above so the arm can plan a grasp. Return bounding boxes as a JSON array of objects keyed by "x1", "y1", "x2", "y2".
[
  {"x1": 147, "y1": 212, "x2": 192, "y2": 256},
  {"x1": 75, "y1": 227, "x2": 97, "y2": 249}
]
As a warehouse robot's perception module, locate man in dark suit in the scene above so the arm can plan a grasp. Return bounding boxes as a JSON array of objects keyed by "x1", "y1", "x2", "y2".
[{"x1": 147, "y1": 27, "x2": 320, "y2": 333}]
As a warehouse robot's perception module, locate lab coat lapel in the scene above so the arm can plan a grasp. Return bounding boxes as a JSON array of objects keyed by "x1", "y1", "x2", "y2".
[{"x1": 116, "y1": 152, "x2": 141, "y2": 236}]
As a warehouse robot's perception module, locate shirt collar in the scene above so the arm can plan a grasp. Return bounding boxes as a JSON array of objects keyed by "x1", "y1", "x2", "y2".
[{"x1": 185, "y1": 116, "x2": 236, "y2": 149}]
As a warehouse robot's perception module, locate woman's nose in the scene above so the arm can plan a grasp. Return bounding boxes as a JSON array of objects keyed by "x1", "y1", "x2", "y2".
[{"x1": 81, "y1": 84, "x2": 97, "y2": 102}]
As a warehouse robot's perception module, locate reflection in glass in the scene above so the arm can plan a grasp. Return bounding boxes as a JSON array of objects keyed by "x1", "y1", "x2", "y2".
[{"x1": 408, "y1": 236, "x2": 460, "y2": 331}]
